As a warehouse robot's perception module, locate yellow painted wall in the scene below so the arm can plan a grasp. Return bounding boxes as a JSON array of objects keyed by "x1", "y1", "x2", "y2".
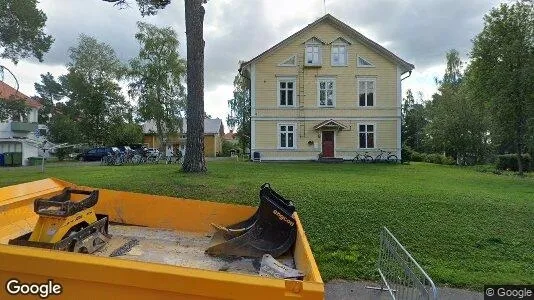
[
  {"x1": 254, "y1": 120, "x2": 398, "y2": 160},
  {"x1": 204, "y1": 135, "x2": 216, "y2": 157},
  {"x1": 251, "y1": 19, "x2": 402, "y2": 160},
  {"x1": 143, "y1": 134, "x2": 219, "y2": 157},
  {"x1": 254, "y1": 21, "x2": 398, "y2": 117}
]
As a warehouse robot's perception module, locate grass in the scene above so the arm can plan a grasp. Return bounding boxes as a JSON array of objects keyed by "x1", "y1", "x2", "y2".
[{"x1": 1, "y1": 161, "x2": 533, "y2": 290}]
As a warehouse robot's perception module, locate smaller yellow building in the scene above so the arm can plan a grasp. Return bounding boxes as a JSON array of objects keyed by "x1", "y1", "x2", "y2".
[{"x1": 142, "y1": 118, "x2": 224, "y2": 157}]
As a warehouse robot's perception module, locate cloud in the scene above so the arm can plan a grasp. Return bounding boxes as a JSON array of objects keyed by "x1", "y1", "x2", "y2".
[{"x1": 2, "y1": 0, "x2": 507, "y2": 129}]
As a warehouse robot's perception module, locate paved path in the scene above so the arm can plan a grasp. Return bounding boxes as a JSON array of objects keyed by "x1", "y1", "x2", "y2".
[{"x1": 325, "y1": 280, "x2": 483, "y2": 300}]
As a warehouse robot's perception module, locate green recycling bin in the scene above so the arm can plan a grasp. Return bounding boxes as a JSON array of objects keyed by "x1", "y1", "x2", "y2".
[
  {"x1": 4, "y1": 153, "x2": 13, "y2": 167},
  {"x1": 12, "y1": 152, "x2": 23, "y2": 166}
]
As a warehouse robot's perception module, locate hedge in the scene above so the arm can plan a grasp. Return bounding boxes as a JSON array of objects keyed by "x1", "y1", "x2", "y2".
[{"x1": 496, "y1": 154, "x2": 532, "y2": 171}]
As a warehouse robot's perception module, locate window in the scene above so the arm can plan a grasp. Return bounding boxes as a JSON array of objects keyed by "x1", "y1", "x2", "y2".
[
  {"x1": 277, "y1": 78, "x2": 296, "y2": 107},
  {"x1": 358, "y1": 79, "x2": 375, "y2": 107},
  {"x1": 305, "y1": 45, "x2": 321, "y2": 65},
  {"x1": 279, "y1": 55, "x2": 296, "y2": 67},
  {"x1": 318, "y1": 79, "x2": 335, "y2": 107},
  {"x1": 331, "y1": 45, "x2": 347, "y2": 66},
  {"x1": 357, "y1": 56, "x2": 374, "y2": 67},
  {"x1": 358, "y1": 124, "x2": 375, "y2": 149},
  {"x1": 279, "y1": 124, "x2": 296, "y2": 149}
]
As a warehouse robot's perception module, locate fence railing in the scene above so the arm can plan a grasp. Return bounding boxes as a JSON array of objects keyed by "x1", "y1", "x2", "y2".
[{"x1": 367, "y1": 227, "x2": 438, "y2": 300}]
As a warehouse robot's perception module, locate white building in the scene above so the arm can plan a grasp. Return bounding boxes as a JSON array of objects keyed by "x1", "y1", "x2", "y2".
[{"x1": 0, "y1": 81, "x2": 45, "y2": 166}]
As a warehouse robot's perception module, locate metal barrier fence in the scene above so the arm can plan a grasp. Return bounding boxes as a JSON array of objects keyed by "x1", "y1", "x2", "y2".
[{"x1": 367, "y1": 227, "x2": 438, "y2": 300}]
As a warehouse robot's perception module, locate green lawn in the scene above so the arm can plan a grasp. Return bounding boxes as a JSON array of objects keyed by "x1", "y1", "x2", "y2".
[{"x1": 1, "y1": 161, "x2": 533, "y2": 289}]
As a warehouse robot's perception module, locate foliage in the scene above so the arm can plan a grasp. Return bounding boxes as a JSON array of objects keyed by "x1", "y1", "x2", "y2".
[
  {"x1": 1, "y1": 161, "x2": 533, "y2": 289},
  {"x1": 0, "y1": 0, "x2": 53, "y2": 63},
  {"x1": 400, "y1": 146, "x2": 412, "y2": 163},
  {"x1": 102, "y1": 0, "x2": 171, "y2": 16},
  {"x1": 128, "y1": 22, "x2": 186, "y2": 147},
  {"x1": 227, "y1": 66, "x2": 251, "y2": 154},
  {"x1": 60, "y1": 34, "x2": 127, "y2": 145},
  {"x1": 496, "y1": 154, "x2": 532, "y2": 171},
  {"x1": 34, "y1": 72, "x2": 64, "y2": 124},
  {"x1": 106, "y1": 122, "x2": 143, "y2": 146},
  {"x1": 470, "y1": 1, "x2": 534, "y2": 174},
  {"x1": 221, "y1": 140, "x2": 235, "y2": 157},
  {"x1": 47, "y1": 113, "x2": 84, "y2": 145},
  {"x1": 406, "y1": 147, "x2": 455, "y2": 165},
  {"x1": 425, "y1": 50, "x2": 489, "y2": 163},
  {"x1": 401, "y1": 90, "x2": 428, "y2": 152},
  {"x1": 0, "y1": 97, "x2": 29, "y2": 122}
]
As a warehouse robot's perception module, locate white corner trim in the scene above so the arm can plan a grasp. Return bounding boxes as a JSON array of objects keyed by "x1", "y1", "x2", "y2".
[
  {"x1": 397, "y1": 66, "x2": 402, "y2": 158},
  {"x1": 251, "y1": 118, "x2": 256, "y2": 150},
  {"x1": 251, "y1": 63, "x2": 256, "y2": 116}
]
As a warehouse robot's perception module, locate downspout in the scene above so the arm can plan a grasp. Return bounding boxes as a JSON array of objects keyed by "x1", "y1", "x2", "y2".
[{"x1": 401, "y1": 70, "x2": 412, "y2": 82}]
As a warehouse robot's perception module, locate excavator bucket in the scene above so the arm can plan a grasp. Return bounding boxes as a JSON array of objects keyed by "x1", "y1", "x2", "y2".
[{"x1": 206, "y1": 183, "x2": 297, "y2": 258}]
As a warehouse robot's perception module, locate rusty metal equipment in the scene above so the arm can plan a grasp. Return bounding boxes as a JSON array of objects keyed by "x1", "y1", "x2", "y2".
[
  {"x1": 8, "y1": 188, "x2": 110, "y2": 253},
  {"x1": 206, "y1": 183, "x2": 297, "y2": 258}
]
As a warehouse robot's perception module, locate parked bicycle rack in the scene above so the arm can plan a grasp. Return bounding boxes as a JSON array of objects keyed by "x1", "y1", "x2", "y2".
[{"x1": 366, "y1": 227, "x2": 438, "y2": 300}]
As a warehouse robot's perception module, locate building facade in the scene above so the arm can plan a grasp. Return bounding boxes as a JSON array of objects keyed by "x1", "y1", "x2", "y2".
[
  {"x1": 240, "y1": 14, "x2": 414, "y2": 161},
  {"x1": 0, "y1": 81, "x2": 44, "y2": 166},
  {"x1": 142, "y1": 118, "x2": 224, "y2": 157}
]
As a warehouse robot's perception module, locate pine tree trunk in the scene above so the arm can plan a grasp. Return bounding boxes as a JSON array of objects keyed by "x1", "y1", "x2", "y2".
[{"x1": 182, "y1": 0, "x2": 207, "y2": 172}]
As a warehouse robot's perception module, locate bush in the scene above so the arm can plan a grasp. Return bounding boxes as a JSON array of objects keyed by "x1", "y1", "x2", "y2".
[
  {"x1": 401, "y1": 146, "x2": 412, "y2": 163},
  {"x1": 496, "y1": 154, "x2": 532, "y2": 171},
  {"x1": 411, "y1": 151, "x2": 427, "y2": 162}
]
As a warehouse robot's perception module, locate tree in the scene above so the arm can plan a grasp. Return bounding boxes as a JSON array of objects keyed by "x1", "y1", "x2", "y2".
[
  {"x1": 106, "y1": 122, "x2": 143, "y2": 146},
  {"x1": 470, "y1": 1, "x2": 534, "y2": 174},
  {"x1": 102, "y1": 0, "x2": 171, "y2": 16},
  {"x1": 128, "y1": 22, "x2": 186, "y2": 151},
  {"x1": 402, "y1": 90, "x2": 428, "y2": 152},
  {"x1": 227, "y1": 68, "x2": 250, "y2": 155},
  {"x1": 0, "y1": 0, "x2": 53, "y2": 63},
  {"x1": 182, "y1": 0, "x2": 208, "y2": 173},
  {"x1": 0, "y1": 98, "x2": 28, "y2": 122},
  {"x1": 425, "y1": 50, "x2": 488, "y2": 163},
  {"x1": 34, "y1": 72, "x2": 64, "y2": 124},
  {"x1": 61, "y1": 35, "x2": 127, "y2": 145}
]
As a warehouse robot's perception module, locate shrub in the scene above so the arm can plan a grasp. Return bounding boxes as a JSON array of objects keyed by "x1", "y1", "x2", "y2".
[
  {"x1": 496, "y1": 154, "x2": 532, "y2": 171},
  {"x1": 401, "y1": 146, "x2": 412, "y2": 163}
]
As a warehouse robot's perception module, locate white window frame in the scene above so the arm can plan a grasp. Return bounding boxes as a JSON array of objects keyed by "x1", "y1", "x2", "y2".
[
  {"x1": 317, "y1": 78, "x2": 336, "y2": 107},
  {"x1": 357, "y1": 78, "x2": 377, "y2": 107},
  {"x1": 278, "y1": 55, "x2": 297, "y2": 67},
  {"x1": 357, "y1": 56, "x2": 375, "y2": 68},
  {"x1": 305, "y1": 44, "x2": 322, "y2": 66},
  {"x1": 357, "y1": 122, "x2": 376, "y2": 149},
  {"x1": 277, "y1": 123, "x2": 297, "y2": 150},
  {"x1": 331, "y1": 44, "x2": 348, "y2": 66},
  {"x1": 277, "y1": 77, "x2": 296, "y2": 107}
]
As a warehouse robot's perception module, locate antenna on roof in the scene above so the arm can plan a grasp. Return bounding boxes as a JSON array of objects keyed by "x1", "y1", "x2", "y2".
[{"x1": 323, "y1": 0, "x2": 326, "y2": 15}]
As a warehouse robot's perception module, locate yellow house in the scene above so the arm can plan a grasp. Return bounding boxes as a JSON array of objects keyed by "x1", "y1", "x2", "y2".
[
  {"x1": 239, "y1": 14, "x2": 414, "y2": 161},
  {"x1": 142, "y1": 118, "x2": 224, "y2": 157}
]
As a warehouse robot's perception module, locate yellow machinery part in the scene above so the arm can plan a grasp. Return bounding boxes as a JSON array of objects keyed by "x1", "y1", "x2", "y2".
[{"x1": 29, "y1": 208, "x2": 98, "y2": 243}]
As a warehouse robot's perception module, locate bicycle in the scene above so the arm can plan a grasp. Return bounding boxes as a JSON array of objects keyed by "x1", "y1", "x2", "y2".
[
  {"x1": 352, "y1": 151, "x2": 374, "y2": 163},
  {"x1": 374, "y1": 149, "x2": 399, "y2": 163}
]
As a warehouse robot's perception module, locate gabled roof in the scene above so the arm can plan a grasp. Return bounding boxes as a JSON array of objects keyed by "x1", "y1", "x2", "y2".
[
  {"x1": 314, "y1": 119, "x2": 349, "y2": 131},
  {"x1": 142, "y1": 118, "x2": 224, "y2": 135},
  {"x1": 240, "y1": 14, "x2": 414, "y2": 72},
  {"x1": 0, "y1": 81, "x2": 42, "y2": 108}
]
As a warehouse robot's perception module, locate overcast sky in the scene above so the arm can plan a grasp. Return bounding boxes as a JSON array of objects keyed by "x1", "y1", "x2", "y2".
[{"x1": 0, "y1": 0, "x2": 505, "y2": 131}]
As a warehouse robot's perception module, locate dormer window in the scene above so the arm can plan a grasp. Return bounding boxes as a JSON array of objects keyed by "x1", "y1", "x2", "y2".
[
  {"x1": 331, "y1": 45, "x2": 347, "y2": 66},
  {"x1": 306, "y1": 45, "x2": 321, "y2": 65},
  {"x1": 304, "y1": 37, "x2": 324, "y2": 66}
]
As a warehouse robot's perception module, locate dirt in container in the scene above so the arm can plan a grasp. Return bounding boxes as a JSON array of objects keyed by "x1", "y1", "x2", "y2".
[{"x1": 93, "y1": 224, "x2": 296, "y2": 277}]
